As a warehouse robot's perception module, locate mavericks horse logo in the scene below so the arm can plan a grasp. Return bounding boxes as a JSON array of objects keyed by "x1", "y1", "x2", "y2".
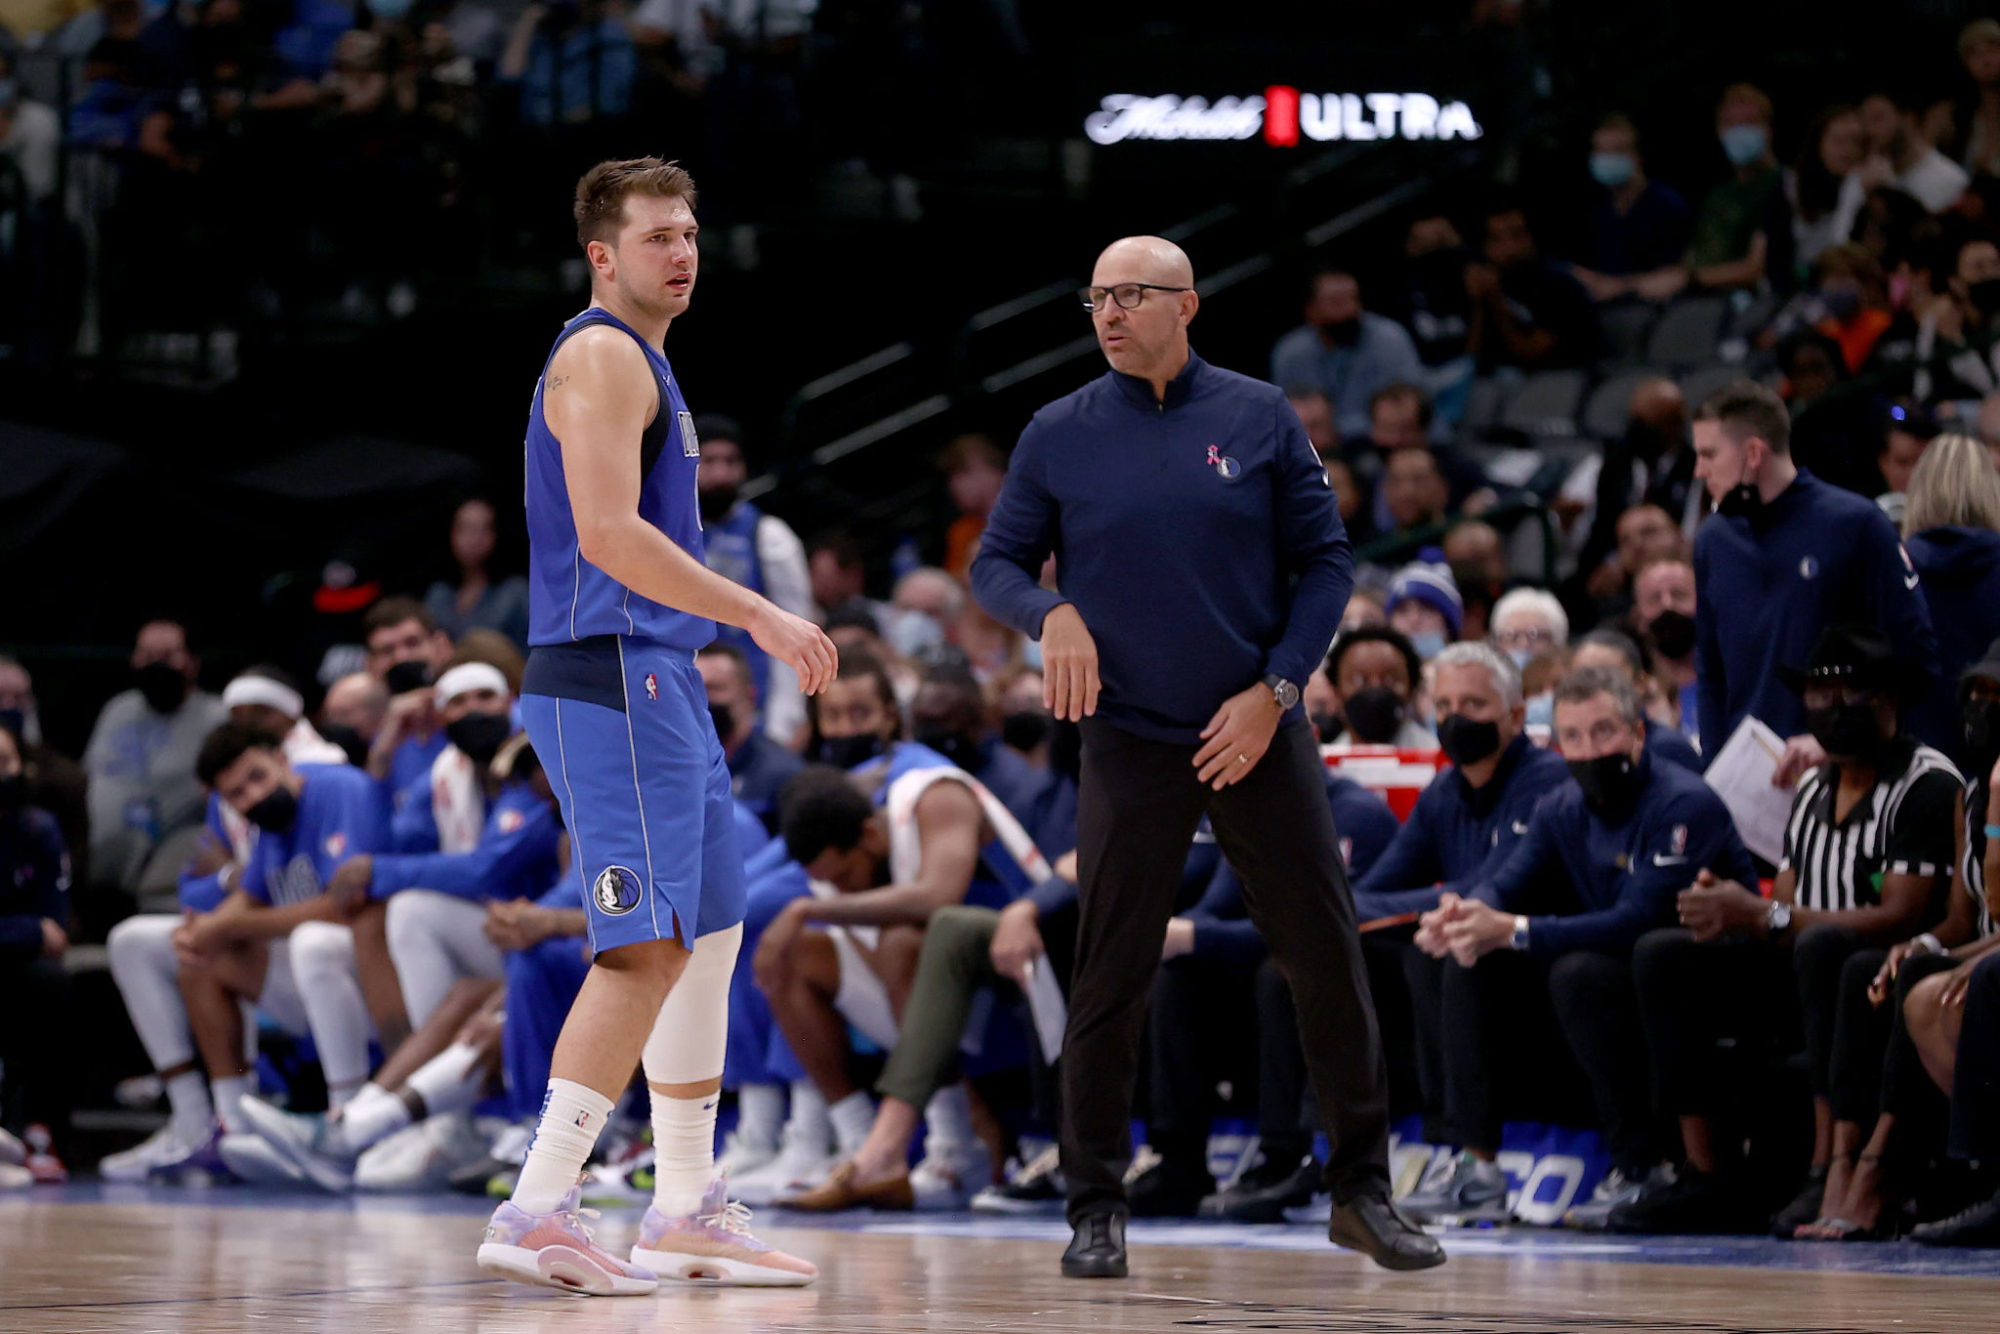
[
  {"x1": 1205, "y1": 444, "x2": 1241, "y2": 480},
  {"x1": 593, "y1": 865, "x2": 643, "y2": 916}
]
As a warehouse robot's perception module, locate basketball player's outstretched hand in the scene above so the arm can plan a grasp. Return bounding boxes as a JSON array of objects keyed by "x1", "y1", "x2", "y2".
[{"x1": 752, "y1": 604, "x2": 838, "y2": 695}]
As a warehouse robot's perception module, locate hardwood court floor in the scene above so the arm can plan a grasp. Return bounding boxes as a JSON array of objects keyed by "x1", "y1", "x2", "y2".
[{"x1": 4, "y1": 1191, "x2": 1999, "y2": 1334}]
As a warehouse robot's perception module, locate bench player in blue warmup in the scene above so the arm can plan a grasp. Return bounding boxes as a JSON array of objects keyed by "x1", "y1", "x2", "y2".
[{"x1": 475, "y1": 158, "x2": 837, "y2": 1296}]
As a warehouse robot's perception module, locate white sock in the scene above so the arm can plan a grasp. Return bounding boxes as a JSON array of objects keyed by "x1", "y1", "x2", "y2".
[
  {"x1": 165, "y1": 1070, "x2": 213, "y2": 1145},
  {"x1": 511, "y1": 1078, "x2": 613, "y2": 1214},
  {"x1": 337, "y1": 1083, "x2": 408, "y2": 1153},
  {"x1": 736, "y1": 1083, "x2": 784, "y2": 1153},
  {"x1": 829, "y1": 1091, "x2": 874, "y2": 1157},
  {"x1": 405, "y1": 1043, "x2": 489, "y2": 1122},
  {"x1": 289, "y1": 922, "x2": 374, "y2": 1100},
  {"x1": 212, "y1": 1075, "x2": 252, "y2": 1133},
  {"x1": 923, "y1": 1083, "x2": 976, "y2": 1153},
  {"x1": 788, "y1": 1079, "x2": 830, "y2": 1150},
  {"x1": 651, "y1": 1092, "x2": 720, "y2": 1216}
]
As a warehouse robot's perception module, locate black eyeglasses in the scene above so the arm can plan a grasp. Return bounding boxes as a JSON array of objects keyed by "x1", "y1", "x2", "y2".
[{"x1": 1077, "y1": 283, "x2": 1192, "y2": 312}]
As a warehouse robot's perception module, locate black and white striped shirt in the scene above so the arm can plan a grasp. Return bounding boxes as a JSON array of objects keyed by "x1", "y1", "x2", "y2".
[
  {"x1": 1964, "y1": 778, "x2": 1996, "y2": 940},
  {"x1": 1780, "y1": 738, "x2": 1961, "y2": 912}
]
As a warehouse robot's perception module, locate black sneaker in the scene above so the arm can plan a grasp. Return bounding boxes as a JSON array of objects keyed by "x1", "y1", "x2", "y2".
[
  {"x1": 1769, "y1": 1164, "x2": 1829, "y2": 1238},
  {"x1": 1203, "y1": 1152, "x2": 1321, "y2": 1223},
  {"x1": 1126, "y1": 1158, "x2": 1212, "y2": 1218},
  {"x1": 1911, "y1": 1188, "x2": 2000, "y2": 1247},
  {"x1": 1606, "y1": 1167, "x2": 1750, "y2": 1235},
  {"x1": 972, "y1": 1145, "x2": 1066, "y2": 1216}
]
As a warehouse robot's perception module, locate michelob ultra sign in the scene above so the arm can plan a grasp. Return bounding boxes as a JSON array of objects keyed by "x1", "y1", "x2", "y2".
[{"x1": 1084, "y1": 88, "x2": 1483, "y2": 147}]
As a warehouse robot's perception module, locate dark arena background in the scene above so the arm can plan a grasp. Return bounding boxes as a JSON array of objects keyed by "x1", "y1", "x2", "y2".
[{"x1": 4, "y1": 1, "x2": 2000, "y2": 1329}]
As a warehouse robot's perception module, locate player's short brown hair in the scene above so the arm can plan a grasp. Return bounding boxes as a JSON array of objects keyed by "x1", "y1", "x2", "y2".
[
  {"x1": 1695, "y1": 380, "x2": 1792, "y2": 456},
  {"x1": 573, "y1": 158, "x2": 698, "y2": 250}
]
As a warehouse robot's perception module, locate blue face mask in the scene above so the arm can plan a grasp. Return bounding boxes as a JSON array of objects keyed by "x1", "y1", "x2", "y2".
[
  {"x1": 1589, "y1": 152, "x2": 1635, "y2": 188},
  {"x1": 1525, "y1": 692, "x2": 1555, "y2": 729},
  {"x1": 1720, "y1": 124, "x2": 1768, "y2": 166},
  {"x1": 1409, "y1": 631, "x2": 1447, "y2": 662},
  {"x1": 372, "y1": 0, "x2": 413, "y2": 17},
  {"x1": 1507, "y1": 648, "x2": 1534, "y2": 671}
]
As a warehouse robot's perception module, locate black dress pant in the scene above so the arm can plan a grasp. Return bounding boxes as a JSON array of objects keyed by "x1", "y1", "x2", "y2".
[
  {"x1": 1950, "y1": 953, "x2": 2000, "y2": 1162},
  {"x1": 1794, "y1": 923, "x2": 1872, "y2": 1099},
  {"x1": 1632, "y1": 928, "x2": 1801, "y2": 1119},
  {"x1": 1063, "y1": 718, "x2": 1390, "y2": 1222},
  {"x1": 1144, "y1": 954, "x2": 1258, "y2": 1181},
  {"x1": 0, "y1": 953, "x2": 73, "y2": 1151}
]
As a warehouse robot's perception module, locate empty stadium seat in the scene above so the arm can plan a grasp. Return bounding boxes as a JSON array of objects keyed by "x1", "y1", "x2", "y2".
[
  {"x1": 1594, "y1": 301, "x2": 1658, "y2": 371},
  {"x1": 1580, "y1": 369, "x2": 1656, "y2": 440},
  {"x1": 1644, "y1": 296, "x2": 1730, "y2": 370},
  {"x1": 1498, "y1": 369, "x2": 1588, "y2": 437},
  {"x1": 1679, "y1": 362, "x2": 1744, "y2": 409}
]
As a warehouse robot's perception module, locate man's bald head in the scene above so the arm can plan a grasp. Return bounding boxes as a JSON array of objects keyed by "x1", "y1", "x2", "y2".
[
  {"x1": 1087, "y1": 236, "x2": 1199, "y2": 390},
  {"x1": 1092, "y1": 236, "x2": 1194, "y2": 288}
]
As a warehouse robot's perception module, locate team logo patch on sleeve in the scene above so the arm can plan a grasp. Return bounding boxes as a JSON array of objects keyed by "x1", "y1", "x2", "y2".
[
  {"x1": 498, "y1": 809, "x2": 525, "y2": 835},
  {"x1": 1670, "y1": 824, "x2": 1688, "y2": 856},
  {"x1": 593, "y1": 865, "x2": 643, "y2": 916},
  {"x1": 324, "y1": 833, "x2": 347, "y2": 859}
]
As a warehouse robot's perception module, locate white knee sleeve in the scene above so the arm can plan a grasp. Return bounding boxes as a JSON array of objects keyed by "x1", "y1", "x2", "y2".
[
  {"x1": 641, "y1": 922, "x2": 741, "y2": 1085},
  {"x1": 289, "y1": 920, "x2": 373, "y2": 1094},
  {"x1": 107, "y1": 914, "x2": 194, "y2": 1072},
  {"x1": 386, "y1": 890, "x2": 503, "y2": 1030}
]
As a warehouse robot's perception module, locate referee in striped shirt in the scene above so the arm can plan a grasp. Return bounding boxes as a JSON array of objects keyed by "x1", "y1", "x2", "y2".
[{"x1": 1613, "y1": 625, "x2": 1960, "y2": 1234}]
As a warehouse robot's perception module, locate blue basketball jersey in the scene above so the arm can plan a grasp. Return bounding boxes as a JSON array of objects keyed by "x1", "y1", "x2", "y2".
[{"x1": 524, "y1": 307, "x2": 716, "y2": 650}]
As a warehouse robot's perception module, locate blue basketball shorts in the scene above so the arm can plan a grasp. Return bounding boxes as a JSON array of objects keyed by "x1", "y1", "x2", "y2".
[{"x1": 521, "y1": 635, "x2": 748, "y2": 955}]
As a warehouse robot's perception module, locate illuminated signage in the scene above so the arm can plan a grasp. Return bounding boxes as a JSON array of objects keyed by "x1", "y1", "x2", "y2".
[{"x1": 1084, "y1": 87, "x2": 1482, "y2": 148}]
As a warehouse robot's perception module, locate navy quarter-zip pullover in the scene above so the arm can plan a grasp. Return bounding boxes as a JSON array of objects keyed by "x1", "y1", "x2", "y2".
[
  {"x1": 1349, "y1": 732, "x2": 1573, "y2": 920},
  {"x1": 971, "y1": 351, "x2": 1354, "y2": 745},
  {"x1": 1694, "y1": 468, "x2": 1937, "y2": 753}
]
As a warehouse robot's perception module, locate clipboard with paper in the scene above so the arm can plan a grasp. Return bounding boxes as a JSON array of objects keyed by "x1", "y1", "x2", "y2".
[{"x1": 1702, "y1": 716, "x2": 1797, "y2": 866}]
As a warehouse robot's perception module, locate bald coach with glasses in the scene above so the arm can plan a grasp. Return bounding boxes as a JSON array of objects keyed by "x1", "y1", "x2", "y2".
[{"x1": 971, "y1": 237, "x2": 1444, "y2": 1279}]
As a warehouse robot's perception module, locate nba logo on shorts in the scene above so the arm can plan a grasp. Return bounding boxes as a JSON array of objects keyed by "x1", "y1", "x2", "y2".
[
  {"x1": 593, "y1": 865, "x2": 643, "y2": 916},
  {"x1": 645, "y1": 672, "x2": 658, "y2": 701}
]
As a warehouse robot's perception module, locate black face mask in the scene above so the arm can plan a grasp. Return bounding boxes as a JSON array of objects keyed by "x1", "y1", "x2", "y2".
[
  {"x1": 319, "y1": 722, "x2": 371, "y2": 768},
  {"x1": 817, "y1": 733, "x2": 886, "y2": 769},
  {"x1": 445, "y1": 712, "x2": 512, "y2": 766},
  {"x1": 1001, "y1": 710, "x2": 1051, "y2": 753},
  {"x1": 1322, "y1": 316, "x2": 1363, "y2": 347},
  {"x1": 698, "y1": 485, "x2": 739, "y2": 524},
  {"x1": 1716, "y1": 482, "x2": 1763, "y2": 521},
  {"x1": 1807, "y1": 702, "x2": 1883, "y2": 760},
  {"x1": 0, "y1": 707, "x2": 24, "y2": 740},
  {"x1": 1626, "y1": 418, "x2": 1680, "y2": 463},
  {"x1": 1309, "y1": 710, "x2": 1341, "y2": 744},
  {"x1": 1970, "y1": 278, "x2": 2000, "y2": 318},
  {"x1": 1964, "y1": 698, "x2": 2000, "y2": 772},
  {"x1": 914, "y1": 722, "x2": 982, "y2": 772},
  {"x1": 245, "y1": 785, "x2": 299, "y2": 833},
  {"x1": 1437, "y1": 714, "x2": 1502, "y2": 767},
  {"x1": 384, "y1": 660, "x2": 431, "y2": 696},
  {"x1": 709, "y1": 702, "x2": 737, "y2": 743},
  {"x1": 1568, "y1": 752, "x2": 1641, "y2": 809},
  {"x1": 1342, "y1": 686, "x2": 1408, "y2": 744},
  {"x1": 1646, "y1": 609, "x2": 1698, "y2": 662},
  {"x1": 0, "y1": 774, "x2": 26, "y2": 811},
  {"x1": 135, "y1": 661, "x2": 188, "y2": 714}
]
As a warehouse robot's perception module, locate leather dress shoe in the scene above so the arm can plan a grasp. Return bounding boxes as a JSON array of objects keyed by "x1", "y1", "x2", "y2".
[
  {"x1": 775, "y1": 1160, "x2": 915, "y2": 1212},
  {"x1": 1060, "y1": 1211, "x2": 1128, "y2": 1278},
  {"x1": 1327, "y1": 1193, "x2": 1446, "y2": 1271}
]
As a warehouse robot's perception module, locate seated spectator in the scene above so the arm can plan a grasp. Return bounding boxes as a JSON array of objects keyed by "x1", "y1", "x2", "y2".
[
  {"x1": 1760, "y1": 244, "x2": 1895, "y2": 373},
  {"x1": 1366, "y1": 382, "x2": 1490, "y2": 528},
  {"x1": 1320, "y1": 627, "x2": 1436, "y2": 750},
  {"x1": 1466, "y1": 203, "x2": 1595, "y2": 371},
  {"x1": 1632, "y1": 557, "x2": 1700, "y2": 747},
  {"x1": 888, "y1": 566, "x2": 964, "y2": 659},
  {"x1": 1618, "y1": 625, "x2": 1957, "y2": 1234},
  {"x1": 1902, "y1": 434, "x2": 2000, "y2": 764},
  {"x1": 1790, "y1": 105, "x2": 1867, "y2": 267},
  {"x1": 1490, "y1": 587, "x2": 1569, "y2": 671},
  {"x1": 359, "y1": 597, "x2": 455, "y2": 800},
  {"x1": 1564, "y1": 377, "x2": 1696, "y2": 585},
  {"x1": 1326, "y1": 455, "x2": 1377, "y2": 548},
  {"x1": 1405, "y1": 665, "x2": 1755, "y2": 1225},
  {"x1": 1671, "y1": 83, "x2": 1795, "y2": 297},
  {"x1": 938, "y1": 435, "x2": 1008, "y2": 584},
  {"x1": 697, "y1": 417, "x2": 813, "y2": 744},
  {"x1": 1569, "y1": 113, "x2": 1693, "y2": 301},
  {"x1": 1574, "y1": 503, "x2": 1687, "y2": 630},
  {"x1": 1874, "y1": 402, "x2": 1940, "y2": 526},
  {"x1": 1380, "y1": 448, "x2": 1451, "y2": 539},
  {"x1": 1569, "y1": 630, "x2": 1701, "y2": 772},
  {"x1": 1780, "y1": 328, "x2": 1887, "y2": 498},
  {"x1": 1394, "y1": 213, "x2": 1477, "y2": 420},
  {"x1": 1286, "y1": 388, "x2": 1339, "y2": 465},
  {"x1": 423, "y1": 498, "x2": 530, "y2": 652},
  {"x1": 0, "y1": 722, "x2": 72, "y2": 1176},
  {"x1": 1343, "y1": 586, "x2": 1389, "y2": 632},
  {"x1": 1443, "y1": 520, "x2": 1508, "y2": 641},
  {"x1": 0, "y1": 54, "x2": 59, "y2": 208},
  {"x1": 319, "y1": 672, "x2": 388, "y2": 768},
  {"x1": 1270, "y1": 269, "x2": 1424, "y2": 439},
  {"x1": 500, "y1": 0, "x2": 635, "y2": 126},
  {"x1": 84, "y1": 617, "x2": 228, "y2": 901},
  {"x1": 821, "y1": 600, "x2": 920, "y2": 709},
  {"x1": 1912, "y1": 234, "x2": 2000, "y2": 407},
  {"x1": 1950, "y1": 19, "x2": 2000, "y2": 181},
  {"x1": 0, "y1": 655, "x2": 89, "y2": 888},
  {"x1": 1843, "y1": 88, "x2": 1971, "y2": 220},
  {"x1": 699, "y1": 644, "x2": 805, "y2": 832},
  {"x1": 1383, "y1": 549, "x2": 1462, "y2": 661},
  {"x1": 994, "y1": 668, "x2": 1054, "y2": 766}
]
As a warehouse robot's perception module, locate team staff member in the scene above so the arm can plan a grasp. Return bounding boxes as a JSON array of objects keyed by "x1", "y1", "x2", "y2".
[
  {"x1": 1408, "y1": 667, "x2": 1756, "y2": 1225},
  {"x1": 971, "y1": 235, "x2": 1442, "y2": 1275},
  {"x1": 1690, "y1": 381, "x2": 1936, "y2": 769}
]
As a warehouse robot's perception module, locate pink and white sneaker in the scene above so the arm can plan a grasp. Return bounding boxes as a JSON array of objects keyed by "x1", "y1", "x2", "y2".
[
  {"x1": 477, "y1": 1186, "x2": 659, "y2": 1296},
  {"x1": 631, "y1": 1176, "x2": 818, "y2": 1287}
]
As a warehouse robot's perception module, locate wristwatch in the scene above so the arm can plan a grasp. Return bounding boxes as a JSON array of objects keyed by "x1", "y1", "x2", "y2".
[
  {"x1": 1766, "y1": 899, "x2": 1793, "y2": 936},
  {"x1": 1262, "y1": 674, "x2": 1300, "y2": 711}
]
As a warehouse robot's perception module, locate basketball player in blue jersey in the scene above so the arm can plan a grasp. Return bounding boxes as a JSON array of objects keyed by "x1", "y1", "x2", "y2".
[{"x1": 476, "y1": 158, "x2": 836, "y2": 1297}]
